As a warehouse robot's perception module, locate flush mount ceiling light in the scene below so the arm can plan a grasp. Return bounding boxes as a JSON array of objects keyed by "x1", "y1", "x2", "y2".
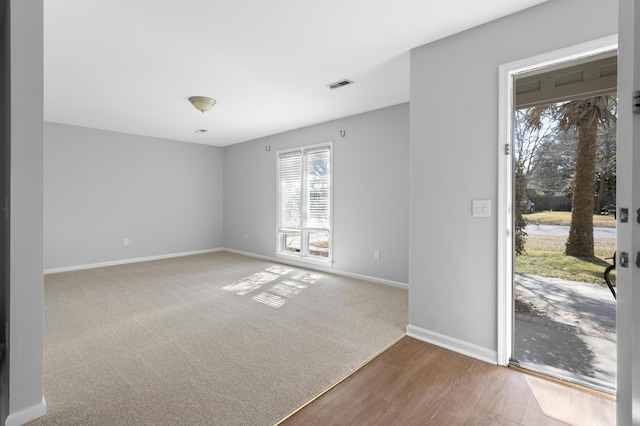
[{"x1": 188, "y1": 96, "x2": 216, "y2": 113}]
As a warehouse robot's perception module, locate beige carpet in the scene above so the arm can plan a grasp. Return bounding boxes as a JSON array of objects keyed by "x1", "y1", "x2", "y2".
[{"x1": 29, "y1": 252, "x2": 407, "y2": 425}]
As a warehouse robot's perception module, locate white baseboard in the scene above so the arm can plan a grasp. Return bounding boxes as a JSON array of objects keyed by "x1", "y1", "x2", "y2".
[
  {"x1": 223, "y1": 248, "x2": 409, "y2": 290},
  {"x1": 406, "y1": 324, "x2": 497, "y2": 365},
  {"x1": 43, "y1": 248, "x2": 223, "y2": 274},
  {"x1": 42, "y1": 247, "x2": 408, "y2": 290},
  {"x1": 5, "y1": 396, "x2": 46, "y2": 426}
]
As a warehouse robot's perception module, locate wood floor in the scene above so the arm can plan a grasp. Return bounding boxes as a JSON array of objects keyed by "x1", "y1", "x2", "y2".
[{"x1": 279, "y1": 337, "x2": 615, "y2": 426}]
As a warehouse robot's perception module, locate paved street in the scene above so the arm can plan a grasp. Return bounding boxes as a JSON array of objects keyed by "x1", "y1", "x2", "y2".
[
  {"x1": 525, "y1": 224, "x2": 616, "y2": 239},
  {"x1": 514, "y1": 274, "x2": 616, "y2": 392}
]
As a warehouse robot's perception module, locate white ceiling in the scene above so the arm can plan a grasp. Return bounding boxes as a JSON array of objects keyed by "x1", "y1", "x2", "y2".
[{"x1": 44, "y1": 0, "x2": 548, "y2": 147}]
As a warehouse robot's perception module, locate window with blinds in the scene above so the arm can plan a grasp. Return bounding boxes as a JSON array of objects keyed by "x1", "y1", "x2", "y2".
[{"x1": 277, "y1": 143, "x2": 332, "y2": 262}]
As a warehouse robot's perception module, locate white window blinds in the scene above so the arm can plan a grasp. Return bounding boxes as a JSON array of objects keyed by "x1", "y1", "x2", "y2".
[
  {"x1": 278, "y1": 151, "x2": 302, "y2": 230},
  {"x1": 304, "y1": 148, "x2": 330, "y2": 228}
]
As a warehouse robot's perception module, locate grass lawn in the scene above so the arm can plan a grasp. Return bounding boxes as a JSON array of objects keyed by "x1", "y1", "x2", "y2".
[
  {"x1": 524, "y1": 210, "x2": 616, "y2": 228},
  {"x1": 515, "y1": 234, "x2": 615, "y2": 284},
  {"x1": 517, "y1": 211, "x2": 616, "y2": 284}
]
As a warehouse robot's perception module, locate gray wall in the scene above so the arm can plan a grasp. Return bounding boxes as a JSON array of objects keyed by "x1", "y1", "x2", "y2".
[
  {"x1": 409, "y1": 0, "x2": 617, "y2": 357},
  {"x1": 44, "y1": 123, "x2": 224, "y2": 270},
  {"x1": 7, "y1": 0, "x2": 45, "y2": 424},
  {"x1": 224, "y1": 103, "x2": 409, "y2": 285}
]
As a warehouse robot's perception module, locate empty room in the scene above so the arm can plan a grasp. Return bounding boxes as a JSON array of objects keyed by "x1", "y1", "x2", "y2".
[{"x1": 2, "y1": 0, "x2": 640, "y2": 425}]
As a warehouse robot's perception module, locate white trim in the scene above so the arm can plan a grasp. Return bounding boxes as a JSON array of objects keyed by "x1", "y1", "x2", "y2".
[
  {"x1": 43, "y1": 248, "x2": 223, "y2": 274},
  {"x1": 497, "y1": 56, "x2": 514, "y2": 367},
  {"x1": 41, "y1": 247, "x2": 407, "y2": 290},
  {"x1": 5, "y1": 396, "x2": 47, "y2": 426},
  {"x1": 276, "y1": 251, "x2": 333, "y2": 267},
  {"x1": 497, "y1": 34, "x2": 618, "y2": 366},
  {"x1": 224, "y1": 248, "x2": 408, "y2": 290},
  {"x1": 406, "y1": 324, "x2": 497, "y2": 365}
]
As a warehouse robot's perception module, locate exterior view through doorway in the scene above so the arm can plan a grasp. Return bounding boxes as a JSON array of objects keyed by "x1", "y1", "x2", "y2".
[{"x1": 497, "y1": 36, "x2": 618, "y2": 394}]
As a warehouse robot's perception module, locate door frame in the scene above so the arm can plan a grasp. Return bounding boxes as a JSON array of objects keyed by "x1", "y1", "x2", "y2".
[{"x1": 497, "y1": 35, "x2": 618, "y2": 366}]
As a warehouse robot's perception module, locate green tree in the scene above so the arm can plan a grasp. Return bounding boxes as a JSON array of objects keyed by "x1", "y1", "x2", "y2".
[
  {"x1": 528, "y1": 128, "x2": 577, "y2": 194},
  {"x1": 514, "y1": 160, "x2": 528, "y2": 256},
  {"x1": 558, "y1": 96, "x2": 616, "y2": 256},
  {"x1": 522, "y1": 95, "x2": 616, "y2": 257},
  {"x1": 594, "y1": 121, "x2": 617, "y2": 214}
]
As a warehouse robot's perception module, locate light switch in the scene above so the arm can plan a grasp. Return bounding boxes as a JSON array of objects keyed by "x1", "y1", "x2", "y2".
[{"x1": 472, "y1": 200, "x2": 491, "y2": 217}]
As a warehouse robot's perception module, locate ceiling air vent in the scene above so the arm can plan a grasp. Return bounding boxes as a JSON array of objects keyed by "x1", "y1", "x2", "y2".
[{"x1": 328, "y1": 79, "x2": 354, "y2": 90}]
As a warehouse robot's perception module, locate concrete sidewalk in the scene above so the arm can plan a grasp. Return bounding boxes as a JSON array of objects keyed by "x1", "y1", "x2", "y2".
[{"x1": 514, "y1": 274, "x2": 616, "y2": 392}]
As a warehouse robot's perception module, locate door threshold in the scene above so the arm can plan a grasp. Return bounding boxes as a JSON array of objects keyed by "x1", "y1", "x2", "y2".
[{"x1": 510, "y1": 359, "x2": 616, "y2": 398}]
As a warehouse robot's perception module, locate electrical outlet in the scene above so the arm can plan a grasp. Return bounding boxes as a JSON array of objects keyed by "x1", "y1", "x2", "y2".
[
  {"x1": 124, "y1": 238, "x2": 130, "y2": 246},
  {"x1": 244, "y1": 233, "x2": 249, "y2": 240},
  {"x1": 374, "y1": 249, "x2": 381, "y2": 260}
]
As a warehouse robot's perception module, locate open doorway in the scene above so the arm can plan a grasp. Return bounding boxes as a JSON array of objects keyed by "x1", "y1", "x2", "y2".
[
  {"x1": 497, "y1": 37, "x2": 618, "y2": 394},
  {"x1": 512, "y1": 64, "x2": 617, "y2": 392}
]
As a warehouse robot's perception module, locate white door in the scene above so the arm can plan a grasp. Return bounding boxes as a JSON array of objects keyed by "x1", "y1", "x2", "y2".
[{"x1": 615, "y1": 1, "x2": 640, "y2": 423}]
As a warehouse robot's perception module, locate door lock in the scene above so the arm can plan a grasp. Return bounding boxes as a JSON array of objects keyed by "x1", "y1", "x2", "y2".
[
  {"x1": 634, "y1": 90, "x2": 640, "y2": 114},
  {"x1": 620, "y1": 208, "x2": 629, "y2": 223},
  {"x1": 620, "y1": 252, "x2": 629, "y2": 268}
]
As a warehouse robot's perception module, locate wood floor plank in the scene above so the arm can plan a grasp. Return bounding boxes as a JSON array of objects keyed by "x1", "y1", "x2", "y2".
[{"x1": 279, "y1": 337, "x2": 616, "y2": 426}]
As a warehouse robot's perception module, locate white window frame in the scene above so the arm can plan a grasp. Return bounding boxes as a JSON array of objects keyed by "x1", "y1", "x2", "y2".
[{"x1": 276, "y1": 142, "x2": 333, "y2": 266}]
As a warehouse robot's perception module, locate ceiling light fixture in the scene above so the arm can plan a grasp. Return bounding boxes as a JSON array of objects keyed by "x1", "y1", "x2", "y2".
[
  {"x1": 194, "y1": 129, "x2": 208, "y2": 134},
  {"x1": 188, "y1": 96, "x2": 216, "y2": 113}
]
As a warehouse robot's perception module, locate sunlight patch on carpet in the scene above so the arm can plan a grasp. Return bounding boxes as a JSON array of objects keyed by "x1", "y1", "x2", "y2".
[
  {"x1": 266, "y1": 265, "x2": 294, "y2": 275},
  {"x1": 271, "y1": 281, "x2": 307, "y2": 298},
  {"x1": 225, "y1": 265, "x2": 322, "y2": 308},
  {"x1": 222, "y1": 271, "x2": 279, "y2": 295},
  {"x1": 253, "y1": 292, "x2": 287, "y2": 308},
  {"x1": 290, "y1": 272, "x2": 322, "y2": 284}
]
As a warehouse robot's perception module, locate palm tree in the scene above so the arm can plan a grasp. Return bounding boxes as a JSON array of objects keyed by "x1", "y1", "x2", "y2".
[
  {"x1": 558, "y1": 96, "x2": 616, "y2": 257},
  {"x1": 524, "y1": 95, "x2": 616, "y2": 257}
]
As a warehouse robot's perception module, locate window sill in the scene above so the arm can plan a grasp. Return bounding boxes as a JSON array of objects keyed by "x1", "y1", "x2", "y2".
[{"x1": 276, "y1": 252, "x2": 333, "y2": 268}]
